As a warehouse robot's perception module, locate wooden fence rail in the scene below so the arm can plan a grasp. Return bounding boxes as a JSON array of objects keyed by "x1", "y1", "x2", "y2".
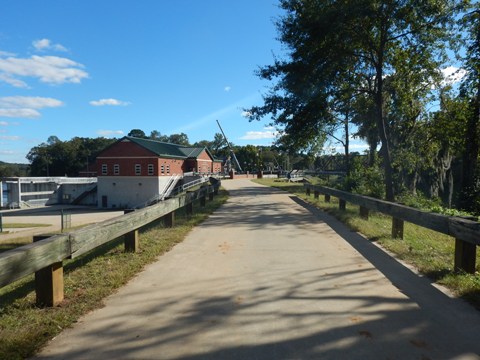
[
  {"x1": 304, "y1": 183, "x2": 480, "y2": 274},
  {"x1": 0, "y1": 181, "x2": 220, "y2": 306}
]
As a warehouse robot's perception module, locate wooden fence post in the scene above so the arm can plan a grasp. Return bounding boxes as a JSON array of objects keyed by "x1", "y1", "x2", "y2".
[
  {"x1": 186, "y1": 202, "x2": 193, "y2": 216},
  {"x1": 34, "y1": 235, "x2": 64, "y2": 307},
  {"x1": 325, "y1": 194, "x2": 331, "y2": 203},
  {"x1": 314, "y1": 190, "x2": 319, "y2": 199},
  {"x1": 306, "y1": 187, "x2": 311, "y2": 196},
  {"x1": 123, "y1": 209, "x2": 139, "y2": 253},
  {"x1": 392, "y1": 218, "x2": 404, "y2": 239},
  {"x1": 454, "y1": 239, "x2": 476, "y2": 274},
  {"x1": 200, "y1": 194, "x2": 206, "y2": 207},
  {"x1": 124, "y1": 229, "x2": 139, "y2": 253},
  {"x1": 164, "y1": 211, "x2": 175, "y2": 227},
  {"x1": 339, "y1": 199, "x2": 346, "y2": 211},
  {"x1": 209, "y1": 191, "x2": 214, "y2": 201},
  {"x1": 360, "y1": 206, "x2": 369, "y2": 220}
]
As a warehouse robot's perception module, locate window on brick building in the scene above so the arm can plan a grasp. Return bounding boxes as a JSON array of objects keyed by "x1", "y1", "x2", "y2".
[
  {"x1": 148, "y1": 164, "x2": 154, "y2": 175},
  {"x1": 102, "y1": 164, "x2": 108, "y2": 175},
  {"x1": 135, "y1": 164, "x2": 141, "y2": 175},
  {"x1": 114, "y1": 164, "x2": 120, "y2": 175},
  {"x1": 160, "y1": 165, "x2": 165, "y2": 174},
  {"x1": 166, "y1": 165, "x2": 170, "y2": 174}
]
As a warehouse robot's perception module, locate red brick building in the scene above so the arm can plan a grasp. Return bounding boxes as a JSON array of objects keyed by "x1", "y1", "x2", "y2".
[{"x1": 96, "y1": 136, "x2": 221, "y2": 208}]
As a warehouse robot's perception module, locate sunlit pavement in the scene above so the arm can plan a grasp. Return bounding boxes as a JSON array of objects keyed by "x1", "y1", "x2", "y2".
[{"x1": 33, "y1": 180, "x2": 480, "y2": 360}]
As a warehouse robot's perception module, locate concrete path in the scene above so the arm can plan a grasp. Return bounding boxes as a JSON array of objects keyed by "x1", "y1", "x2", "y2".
[{"x1": 34, "y1": 179, "x2": 480, "y2": 360}]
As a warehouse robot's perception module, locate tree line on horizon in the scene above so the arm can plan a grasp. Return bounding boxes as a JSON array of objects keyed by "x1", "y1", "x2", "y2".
[{"x1": 0, "y1": 128, "x2": 322, "y2": 179}]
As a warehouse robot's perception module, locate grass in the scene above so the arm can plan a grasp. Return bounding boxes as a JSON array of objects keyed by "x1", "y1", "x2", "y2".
[
  {"x1": 0, "y1": 189, "x2": 228, "y2": 360},
  {"x1": 254, "y1": 178, "x2": 480, "y2": 309}
]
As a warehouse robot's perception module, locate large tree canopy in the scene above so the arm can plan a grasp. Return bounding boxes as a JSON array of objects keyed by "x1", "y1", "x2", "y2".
[{"x1": 246, "y1": 0, "x2": 461, "y2": 201}]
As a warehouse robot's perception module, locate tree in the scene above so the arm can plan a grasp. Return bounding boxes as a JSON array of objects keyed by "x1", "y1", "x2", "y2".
[
  {"x1": 167, "y1": 133, "x2": 190, "y2": 146},
  {"x1": 27, "y1": 136, "x2": 115, "y2": 176},
  {"x1": 128, "y1": 129, "x2": 147, "y2": 138},
  {"x1": 149, "y1": 130, "x2": 169, "y2": 142},
  {"x1": 459, "y1": 4, "x2": 480, "y2": 211},
  {"x1": 246, "y1": 0, "x2": 460, "y2": 201},
  {"x1": 211, "y1": 133, "x2": 226, "y2": 153}
]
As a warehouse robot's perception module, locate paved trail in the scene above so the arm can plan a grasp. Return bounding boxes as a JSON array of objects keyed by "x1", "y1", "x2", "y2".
[{"x1": 34, "y1": 179, "x2": 480, "y2": 360}]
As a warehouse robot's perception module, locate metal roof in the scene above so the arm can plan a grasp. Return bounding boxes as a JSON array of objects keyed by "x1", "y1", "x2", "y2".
[{"x1": 125, "y1": 136, "x2": 212, "y2": 160}]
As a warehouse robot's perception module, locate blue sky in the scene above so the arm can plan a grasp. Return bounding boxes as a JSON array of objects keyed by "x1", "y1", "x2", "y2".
[
  {"x1": 0, "y1": 1, "x2": 292, "y2": 164},
  {"x1": 0, "y1": 1, "x2": 466, "y2": 165}
]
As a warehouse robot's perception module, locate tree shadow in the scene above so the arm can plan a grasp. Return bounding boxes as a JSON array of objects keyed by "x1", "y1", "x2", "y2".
[{"x1": 31, "y1": 183, "x2": 480, "y2": 360}]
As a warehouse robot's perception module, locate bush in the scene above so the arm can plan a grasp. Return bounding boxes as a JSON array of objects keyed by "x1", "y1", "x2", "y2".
[{"x1": 344, "y1": 158, "x2": 385, "y2": 199}]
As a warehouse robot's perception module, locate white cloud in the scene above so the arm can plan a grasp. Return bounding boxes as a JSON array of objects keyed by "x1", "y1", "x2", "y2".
[
  {"x1": 0, "y1": 54, "x2": 88, "y2": 87},
  {"x1": 171, "y1": 92, "x2": 261, "y2": 134},
  {"x1": 224, "y1": 86, "x2": 232, "y2": 92},
  {"x1": 441, "y1": 66, "x2": 467, "y2": 86},
  {"x1": 0, "y1": 96, "x2": 63, "y2": 109},
  {"x1": 97, "y1": 129, "x2": 124, "y2": 137},
  {"x1": 90, "y1": 98, "x2": 130, "y2": 106},
  {"x1": 0, "y1": 51, "x2": 16, "y2": 57},
  {"x1": 239, "y1": 128, "x2": 279, "y2": 140},
  {"x1": 33, "y1": 38, "x2": 67, "y2": 52},
  {"x1": 0, "y1": 150, "x2": 15, "y2": 155},
  {"x1": 0, "y1": 135, "x2": 21, "y2": 141},
  {"x1": 0, "y1": 108, "x2": 41, "y2": 118},
  {"x1": 0, "y1": 121, "x2": 8, "y2": 126},
  {"x1": 0, "y1": 73, "x2": 28, "y2": 88},
  {"x1": 0, "y1": 96, "x2": 63, "y2": 119}
]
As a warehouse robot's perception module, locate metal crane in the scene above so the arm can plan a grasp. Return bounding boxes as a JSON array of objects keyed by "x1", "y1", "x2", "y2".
[{"x1": 216, "y1": 119, "x2": 243, "y2": 172}]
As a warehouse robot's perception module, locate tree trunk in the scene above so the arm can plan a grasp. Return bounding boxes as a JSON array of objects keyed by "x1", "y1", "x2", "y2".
[
  {"x1": 344, "y1": 111, "x2": 350, "y2": 176},
  {"x1": 460, "y1": 96, "x2": 480, "y2": 210},
  {"x1": 375, "y1": 65, "x2": 395, "y2": 201}
]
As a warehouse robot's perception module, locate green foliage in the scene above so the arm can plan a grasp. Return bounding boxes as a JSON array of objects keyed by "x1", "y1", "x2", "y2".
[
  {"x1": 343, "y1": 157, "x2": 385, "y2": 199},
  {"x1": 127, "y1": 129, "x2": 147, "y2": 138},
  {"x1": 0, "y1": 162, "x2": 29, "y2": 177},
  {"x1": 26, "y1": 137, "x2": 116, "y2": 176},
  {"x1": 246, "y1": 0, "x2": 463, "y2": 202}
]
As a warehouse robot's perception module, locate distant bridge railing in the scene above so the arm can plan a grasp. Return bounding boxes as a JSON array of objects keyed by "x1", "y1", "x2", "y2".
[
  {"x1": 304, "y1": 183, "x2": 480, "y2": 274},
  {"x1": 0, "y1": 181, "x2": 221, "y2": 306}
]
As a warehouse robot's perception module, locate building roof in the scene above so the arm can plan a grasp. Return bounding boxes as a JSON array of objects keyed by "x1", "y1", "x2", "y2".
[{"x1": 119, "y1": 136, "x2": 215, "y2": 160}]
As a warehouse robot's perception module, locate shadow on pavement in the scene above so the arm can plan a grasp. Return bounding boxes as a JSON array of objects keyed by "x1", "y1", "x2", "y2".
[{"x1": 32, "y1": 183, "x2": 480, "y2": 360}]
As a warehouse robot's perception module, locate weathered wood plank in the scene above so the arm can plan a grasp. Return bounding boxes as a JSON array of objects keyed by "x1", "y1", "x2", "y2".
[
  {"x1": 449, "y1": 218, "x2": 480, "y2": 246},
  {"x1": 0, "y1": 234, "x2": 70, "y2": 287},
  {"x1": 0, "y1": 183, "x2": 220, "y2": 290},
  {"x1": 70, "y1": 196, "x2": 183, "y2": 258},
  {"x1": 305, "y1": 184, "x2": 450, "y2": 235}
]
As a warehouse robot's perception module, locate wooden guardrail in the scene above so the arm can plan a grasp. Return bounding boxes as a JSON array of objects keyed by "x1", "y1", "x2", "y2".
[
  {"x1": 304, "y1": 183, "x2": 480, "y2": 274},
  {"x1": 0, "y1": 181, "x2": 220, "y2": 306}
]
